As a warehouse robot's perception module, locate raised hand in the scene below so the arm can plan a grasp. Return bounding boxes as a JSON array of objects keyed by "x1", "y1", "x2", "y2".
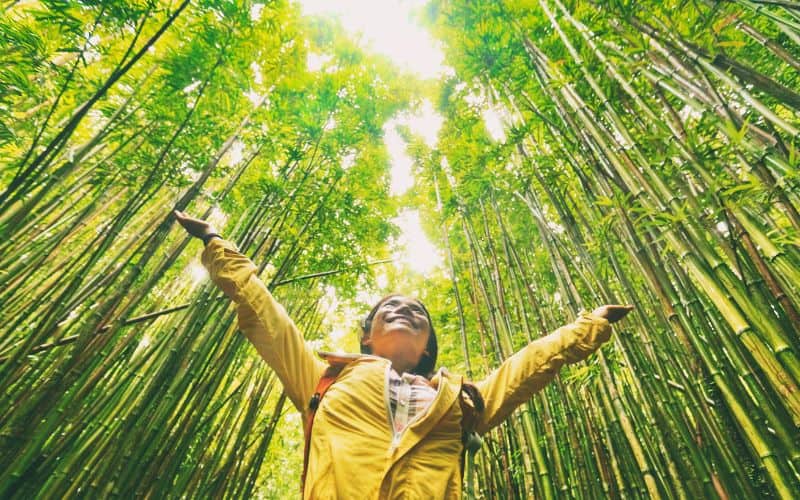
[
  {"x1": 173, "y1": 210, "x2": 219, "y2": 240},
  {"x1": 591, "y1": 304, "x2": 634, "y2": 324}
]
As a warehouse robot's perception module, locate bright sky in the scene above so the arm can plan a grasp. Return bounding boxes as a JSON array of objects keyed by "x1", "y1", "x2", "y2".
[
  {"x1": 298, "y1": 0, "x2": 446, "y2": 275},
  {"x1": 385, "y1": 101, "x2": 443, "y2": 195},
  {"x1": 297, "y1": 0, "x2": 445, "y2": 79}
]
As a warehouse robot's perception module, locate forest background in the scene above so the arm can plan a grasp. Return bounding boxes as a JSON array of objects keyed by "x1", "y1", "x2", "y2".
[{"x1": 1, "y1": 0, "x2": 800, "y2": 498}]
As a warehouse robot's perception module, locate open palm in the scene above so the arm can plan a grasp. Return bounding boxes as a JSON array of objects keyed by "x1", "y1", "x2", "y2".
[
  {"x1": 591, "y1": 304, "x2": 634, "y2": 324},
  {"x1": 173, "y1": 210, "x2": 217, "y2": 239}
]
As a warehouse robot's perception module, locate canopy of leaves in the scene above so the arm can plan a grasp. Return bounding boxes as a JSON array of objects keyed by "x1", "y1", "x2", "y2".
[{"x1": 2, "y1": 0, "x2": 800, "y2": 498}]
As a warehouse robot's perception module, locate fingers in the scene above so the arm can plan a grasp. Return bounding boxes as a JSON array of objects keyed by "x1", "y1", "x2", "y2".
[
  {"x1": 592, "y1": 304, "x2": 635, "y2": 323},
  {"x1": 608, "y1": 304, "x2": 634, "y2": 323},
  {"x1": 173, "y1": 210, "x2": 200, "y2": 235},
  {"x1": 175, "y1": 210, "x2": 204, "y2": 223},
  {"x1": 172, "y1": 210, "x2": 216, "y2": 240},
  {"x1": 173, "y1": 210, "x2": 190, "y2": 228},
  {"x1": 607, "y1": 304, "x2": 634, "y2": 311},
  {"x1": 173, "y1": 210, "x2": 197, "y2": 224}
]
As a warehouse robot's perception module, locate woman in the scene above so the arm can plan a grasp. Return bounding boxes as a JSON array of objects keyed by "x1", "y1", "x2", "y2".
[{"x1": 174, "y1": 210, "x2": 633, "y2": 499}]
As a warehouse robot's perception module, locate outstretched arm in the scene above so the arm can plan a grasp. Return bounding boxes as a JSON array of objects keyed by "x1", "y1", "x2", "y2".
[
  {"x1": 175, "y1": 210, "x2": 326, "y2": 414},
  {"x1": 474, "y1": 305, "x2": 632, "y2": 434}
]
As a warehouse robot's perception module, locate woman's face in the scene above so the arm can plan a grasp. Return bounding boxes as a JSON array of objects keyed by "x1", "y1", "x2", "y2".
[{"x1": 362, "y1": 296, "x2": 431, "y2": 373}]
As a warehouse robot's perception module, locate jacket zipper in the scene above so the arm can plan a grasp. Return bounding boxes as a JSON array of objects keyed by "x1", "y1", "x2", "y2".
[{"x1": 383, "y1": 364, "x2": 398, "y2": 449}]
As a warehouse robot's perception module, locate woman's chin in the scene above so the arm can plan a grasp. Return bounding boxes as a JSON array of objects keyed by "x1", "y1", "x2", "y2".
[{"x1": 383, "y1": 324, "x2": 420, "y2": 337}]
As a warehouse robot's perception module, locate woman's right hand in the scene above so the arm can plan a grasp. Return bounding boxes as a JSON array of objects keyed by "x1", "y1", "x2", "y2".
[
  {"x1": 591, "y1": 304, "x2": 634, "y2": 324},
  {"x1": 173, "y1": 210, "x2": 219, "y2": 240}
]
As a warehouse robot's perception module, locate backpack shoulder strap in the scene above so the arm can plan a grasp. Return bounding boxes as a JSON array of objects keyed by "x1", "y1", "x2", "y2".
[
  {"x1": 301, "y1": 363, "x2": 345, "y2": 494},
  {"x1": 459, "y1": 383, "x2": 485, "y2": 494}
]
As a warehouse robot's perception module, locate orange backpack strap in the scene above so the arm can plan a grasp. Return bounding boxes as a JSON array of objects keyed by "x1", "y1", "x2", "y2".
[{"x1": 301, "y1": 364, "x2": 345, "y2": 494}]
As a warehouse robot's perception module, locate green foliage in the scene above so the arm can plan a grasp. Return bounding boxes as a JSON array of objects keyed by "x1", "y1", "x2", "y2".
[
  {"x1": 2, "y1": 0, "x2": 800, "y2": 497},
  {"x1": 416, "y1": 0, "x2": 800, "y2": 497},
  {"x1": 0, "y1": 1, "x2": 419, "y2": 497}
]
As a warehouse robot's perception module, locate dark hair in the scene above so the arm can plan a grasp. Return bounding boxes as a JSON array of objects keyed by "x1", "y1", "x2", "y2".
[
  {"x1": 360, "y1": 294, "x2": 486, "y2": 421},
  {"x1": 360, "y1": 294, "x2": 438, "y2": 377}
]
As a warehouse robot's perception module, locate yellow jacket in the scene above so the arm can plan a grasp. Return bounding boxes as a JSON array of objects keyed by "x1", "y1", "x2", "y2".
[{"x1": 201, "y1": 238, "x2": 612, "y2": 499}]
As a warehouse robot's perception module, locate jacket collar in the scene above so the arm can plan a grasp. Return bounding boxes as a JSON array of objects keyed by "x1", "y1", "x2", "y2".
[
  {"x1": 316, "y1": 350, "x2": 381, "y2": 367},
  {"x1": 316, "y1": 351, "x2": 455, "y2": 382}
]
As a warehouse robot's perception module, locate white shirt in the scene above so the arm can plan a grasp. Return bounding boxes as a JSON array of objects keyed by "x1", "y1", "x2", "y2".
[{"x1": 387, "y1": 369, "x2": 438, "y2": 437}]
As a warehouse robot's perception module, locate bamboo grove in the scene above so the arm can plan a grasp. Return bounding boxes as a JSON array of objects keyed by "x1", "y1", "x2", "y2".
[
  {"x1": 2, "y1": 0, "x2": 800, "y2": 498},
  {"x1": 0, "y1": 0, "x2": 412, "y2": 496},
  {"x1": 410, "y1": 0, "x2": 800, "y2": 498}
]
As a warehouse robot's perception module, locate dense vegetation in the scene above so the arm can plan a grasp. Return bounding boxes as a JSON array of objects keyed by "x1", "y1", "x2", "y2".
[{"x1": 2, "y1": 0, "x2": 799, "y2": 498}]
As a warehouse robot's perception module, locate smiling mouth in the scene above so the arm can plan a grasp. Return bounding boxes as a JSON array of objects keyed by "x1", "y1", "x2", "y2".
[{"x1": 386, "y1": 315, "x2": 415, "y2": 327}]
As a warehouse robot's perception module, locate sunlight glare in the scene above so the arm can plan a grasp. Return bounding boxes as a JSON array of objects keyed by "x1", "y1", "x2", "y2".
[
  {"x1": 297, "y1": 0, "x2": 444, "y2": 79},
  {"x1": 385, "y1": 124, "x2": 414, "y2": 196},
  {"x1": 392, "y1": 210, "x2": 443, "y2": 274}
]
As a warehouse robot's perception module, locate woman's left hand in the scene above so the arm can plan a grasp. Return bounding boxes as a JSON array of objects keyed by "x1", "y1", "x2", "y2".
[{"x1": 591, "y1": 304, "x2": 634, "y2": 324}]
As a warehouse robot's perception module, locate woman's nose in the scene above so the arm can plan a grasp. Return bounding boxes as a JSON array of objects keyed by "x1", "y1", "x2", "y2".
[{"x1": 394, "y1": 302, "x2": 413, "y2": 315}]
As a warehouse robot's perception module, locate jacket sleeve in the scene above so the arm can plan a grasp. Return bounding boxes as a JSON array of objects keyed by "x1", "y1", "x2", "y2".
[
  {"x1": 474, "y1": 311, "x2": 611, "y2": 434},
  {"x1": 201, "y1": 237, "x2": 326, "y2": 414}
]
